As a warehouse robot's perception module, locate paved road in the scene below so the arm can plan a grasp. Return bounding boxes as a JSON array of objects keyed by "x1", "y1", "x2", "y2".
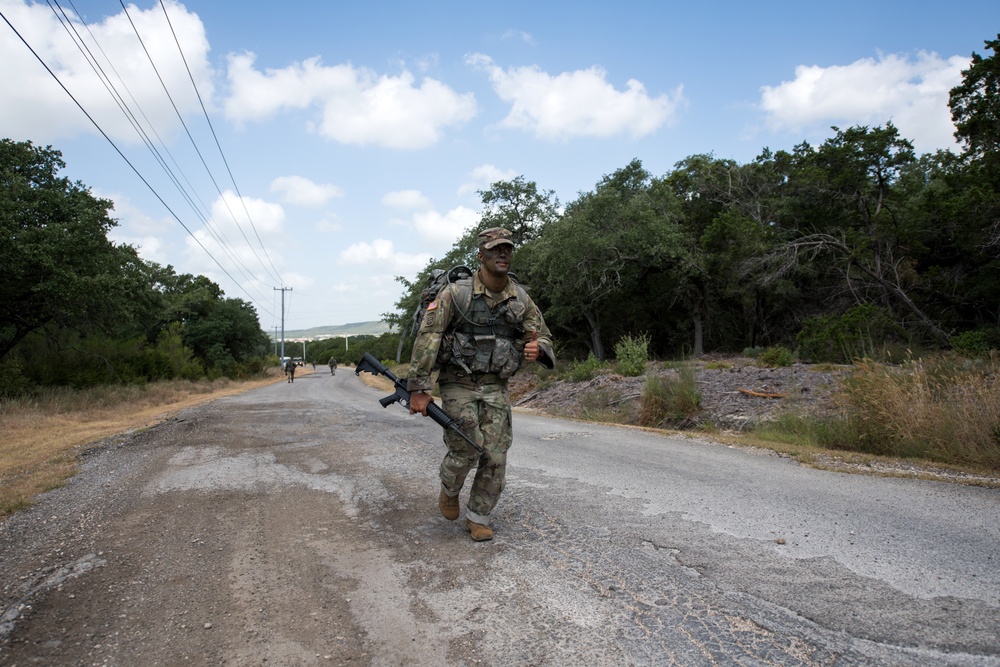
[{"x1": 0, "y1": 369, "x2": 997, "y2": 666}]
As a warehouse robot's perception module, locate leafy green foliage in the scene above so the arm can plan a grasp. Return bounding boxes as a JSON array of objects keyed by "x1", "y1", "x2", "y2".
[
  {"x1": 614, "y1": 333, "x2": 650, "y2": 376},
  {"x1": 0, "y1": 140, "x2": 273, "y2": 389},
  {"x1": 950, "y1": 34, "x2": 1000, "y2": 166},
  {"x1": 565, "y1": 354, "x2": 607, "y2": 382},
  {"x1": 756, "y1": 346, "x2": 793, "y2": 368},
  {"x1": 0, "y1": 139, "x2": 140, "y2": 358},
  {"x1": 519, "y1": 159, "x2": 688, "y2": 360},
  {"x1": 796, "y1": 304, "x2": 905, "y2": 363},
  {"x1": 951, "y1": 329, "x2": 1000, "y2": 356}
]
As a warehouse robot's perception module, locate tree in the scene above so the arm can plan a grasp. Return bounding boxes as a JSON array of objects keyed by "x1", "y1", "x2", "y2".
[
  {"x1": 950, "y1": 34, "x2": 1000, "y2": 166},
  {"x1": 0, "y1": 139, "x2": 137, "y2": 359},
  {"x1": 182, "y1": 296, "x2": 269, "y2": 368},
  {"x1": 520, "y1": 159, "x2": 686, "y2": 359},
  {"x1": 946, "y1": 34, "x2": 1000, "y2": 319},
  {"x1": 478, "y1": 176, "x2": 561, "y2": 245},
  {"x1": 755, "y1": 125, "x2": 952, "y2": 345}
]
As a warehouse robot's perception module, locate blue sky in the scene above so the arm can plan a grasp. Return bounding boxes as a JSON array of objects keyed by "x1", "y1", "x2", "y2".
[{"x1": 1, "y1": 1, "x2": 996, "y2": 332}]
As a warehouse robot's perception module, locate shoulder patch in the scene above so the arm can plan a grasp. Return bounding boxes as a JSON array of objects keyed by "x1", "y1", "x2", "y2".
[{"x1": 427, "y1": 300, "x2": 438, "y2": 311}]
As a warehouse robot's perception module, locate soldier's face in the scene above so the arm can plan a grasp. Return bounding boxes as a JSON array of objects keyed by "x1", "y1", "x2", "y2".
[{"x1": 479, "y1": 244, "x2": 512, "y2": 276}]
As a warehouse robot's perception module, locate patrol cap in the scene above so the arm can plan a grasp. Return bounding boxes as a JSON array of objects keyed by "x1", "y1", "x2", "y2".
[{"x1": 478, "y1": 227, "x2": 514, "y2": 250}]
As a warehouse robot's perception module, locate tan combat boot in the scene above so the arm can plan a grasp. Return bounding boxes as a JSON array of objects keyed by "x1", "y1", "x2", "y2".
[
  {"x1": 465, "y1": 519, "x2": 493, "y2": 542},
  {"x1": 438, "y1": 488, "x2": 460, "y2": 521}
]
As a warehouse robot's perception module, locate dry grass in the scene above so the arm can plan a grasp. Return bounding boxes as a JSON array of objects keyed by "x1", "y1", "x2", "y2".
[
  {"x1": 837, "y1": 356, "x2": 1000, "y2": 467},
  {"x1": 638, "y1": 366, "x2": 701, "y2": 427},
  {"x1": 0, "y1": 367, "x2": 308, "y2": 518}
]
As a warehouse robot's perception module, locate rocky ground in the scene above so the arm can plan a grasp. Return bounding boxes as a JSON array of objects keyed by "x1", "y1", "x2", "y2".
[{"x1": 510, "y1": 357, "x2": 846, "y2": 430}]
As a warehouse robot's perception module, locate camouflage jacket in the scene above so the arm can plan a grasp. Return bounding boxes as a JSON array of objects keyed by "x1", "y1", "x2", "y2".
[{"x1": 406, "y1": 270, "x2": 554, "y2": 392}]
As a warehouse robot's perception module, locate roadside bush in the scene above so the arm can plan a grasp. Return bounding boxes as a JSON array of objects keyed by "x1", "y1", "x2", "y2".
[
  {"x1": 638, "y1": 366, "x2": 700, "y2": 427},
  {"x1": 951, "y1": 328, "x2": 1000, "y2": 357},
  {"x1": 757, "y1": 346, "x2": 793, "y2": 368},
  {"x1": 614, "y1": 333, "x2": 650, "y2": 377},
  {"x1": 797, "y1": 303, "x2": 905, "y2": 363},
  {"x1": 565, "y1": 354, "x2": 607, "y2": 382}
]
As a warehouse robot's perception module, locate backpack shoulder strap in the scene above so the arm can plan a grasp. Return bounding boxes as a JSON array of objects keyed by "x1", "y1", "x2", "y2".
[{"x1": 447, "y1": 275, "x2": 474, "y2": 322}]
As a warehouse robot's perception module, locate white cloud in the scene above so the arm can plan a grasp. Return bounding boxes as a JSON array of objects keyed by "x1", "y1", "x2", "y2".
[
  {"x1": 382, "y1": 189, "x2": 432, "y2": 210},
  {"x1": 224, "y1": 54, "x2": 478, "y2": 149},
  {"x1": 412, "y1": 206, "x2": 480, "y2": 244},
  {"x1": 339, "y1": 205, "x2": 477, "y2": 276},
  {"x1": 467, "y1": 53, "x2": 684, "y2": 141},
  {"x1": 0, "y1": 0, "x2": 211, "y2": 143},
  {"x1": 458, "y1": 164, "x2": 519, "y2": 195},
  {"x1": 270, "y1": 175, "x2": 343, "y2": 207},
  {"x1": 339, "y1": 239, "x2": 430, "y2": 274},
  {"x1": 759, "y1": 51, "x2": 968, "y2": 153}
]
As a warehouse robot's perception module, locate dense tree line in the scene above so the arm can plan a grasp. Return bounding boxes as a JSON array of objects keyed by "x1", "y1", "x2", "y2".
[
  {"x1": 6, "y1": 36, "x2": 999, "y2": 394},
  {"x1": 0, "y1": 139, "x2": 271, "y2": 397},
  {"x1": 391, "y1": 36, "x2": 1000, "y2": 364}
]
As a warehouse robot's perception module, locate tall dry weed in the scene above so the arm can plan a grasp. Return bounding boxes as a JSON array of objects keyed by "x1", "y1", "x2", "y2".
[
  {"x1": 639, "y1": 366, "x2": 701, "y2": 427},
  {"x1": 837, "y1": 356, "x2": 1000, "y2": 467}
]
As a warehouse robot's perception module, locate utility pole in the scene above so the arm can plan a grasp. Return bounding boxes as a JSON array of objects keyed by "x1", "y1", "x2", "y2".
[{"x1": 274, "y1": 286, "x2": 292, "y2": 362}]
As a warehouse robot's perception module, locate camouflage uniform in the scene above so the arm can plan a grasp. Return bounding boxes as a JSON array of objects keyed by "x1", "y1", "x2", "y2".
[{"x1": 407, "y1": 229, "x2": 554, "y2": 526}]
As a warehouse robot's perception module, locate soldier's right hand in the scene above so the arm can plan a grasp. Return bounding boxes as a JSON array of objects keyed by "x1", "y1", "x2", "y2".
[{"x1": 409, "y1": 391, "x2": 432, "y2": 416}]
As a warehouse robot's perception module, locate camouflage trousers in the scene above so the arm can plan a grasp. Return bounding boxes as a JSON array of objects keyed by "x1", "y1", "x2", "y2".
[{"x1": 438, "y1": 380, "x2": 512, "y2": 524}]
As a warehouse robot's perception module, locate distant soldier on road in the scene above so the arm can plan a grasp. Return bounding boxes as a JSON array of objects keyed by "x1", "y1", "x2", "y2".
[
  {"x1": 284, "y1": 358, "x2": 296, "y2": 383},
  {"x1": 328, "y1": 357, "x2": 338, "y2": 376}
]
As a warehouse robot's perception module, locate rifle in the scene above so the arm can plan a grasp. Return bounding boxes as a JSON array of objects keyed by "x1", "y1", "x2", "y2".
[{"x1": 355, "y1": 352, "x2": 484, "y2": 454}]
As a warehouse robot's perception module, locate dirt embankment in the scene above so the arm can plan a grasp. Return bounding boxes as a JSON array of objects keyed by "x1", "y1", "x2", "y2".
[{"x1": 510, "y1": 359, "x2": 846, "y2": 430}]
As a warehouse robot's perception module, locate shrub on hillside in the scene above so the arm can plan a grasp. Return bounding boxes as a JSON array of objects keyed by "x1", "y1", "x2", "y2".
[
  {"x1": 614, "y1": 333, "x2": 650, "y2": 377},
  {"x1": 638, "y1": 366, "x2": 700, "y2": 427},
  {"x1": 565, "y1": 354, "x2": 607, "y2": 382},
  {"x1": 757, "y1": 346, "x2": 793, "y2": 368},
  {"x1": 797, "y1": 303, "x2": 905, "y2": 363}
]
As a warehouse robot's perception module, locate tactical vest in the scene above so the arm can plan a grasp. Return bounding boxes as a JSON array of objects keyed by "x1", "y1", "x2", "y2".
[{"x1": 439, "y1": 278, "x2": 528, "y2": 379}]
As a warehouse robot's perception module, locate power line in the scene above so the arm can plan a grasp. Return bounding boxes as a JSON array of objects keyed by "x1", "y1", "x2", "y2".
[
  {"x1": 50, "y1": 0, "x2": 218, "y2": 232},
  {"x1": 158, "y1": 0, "x2": 284, "y2": 287},
  {"x1": 116, "y1": 0, "x2": 275, "y2": 305},
  {"x1": 0, "y1": 7, "x2": 278, "y2": 323},
  {"x1": 46, "y1": 0, "x2": 272, "y2": 307}
]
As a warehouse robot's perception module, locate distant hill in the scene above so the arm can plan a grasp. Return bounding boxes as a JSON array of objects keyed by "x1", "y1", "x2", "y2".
[{"x1": 269, "y1": 320, "x2": 393, "y2": 341}]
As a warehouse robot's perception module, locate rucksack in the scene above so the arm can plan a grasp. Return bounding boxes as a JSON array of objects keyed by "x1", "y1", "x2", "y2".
[{"x1": 396, "y1": 266, "x2": 473, "y2": 362}]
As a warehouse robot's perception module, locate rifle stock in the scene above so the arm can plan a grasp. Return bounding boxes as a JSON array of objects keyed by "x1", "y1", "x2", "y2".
[{"x1": 355, "y1": 353, "x2": 484, "y2": 454}]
